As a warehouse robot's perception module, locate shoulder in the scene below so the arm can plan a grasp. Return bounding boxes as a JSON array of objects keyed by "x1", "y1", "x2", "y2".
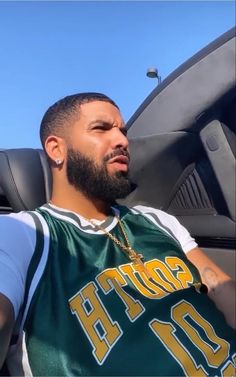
[
  {"x1": 0, "y1": 210, "x2": 37, "y2": 225},
  {"x1": 0, "y1": 211, "x2": 38, "y2": 244},
  {"x1": 128, "y1": 204, "x2": 182, "y2": 228},
  {"x1": 0, "y1": 210, "x2": 39, "y2": 266},
  {"x1": 129, "y1": 204, "x2": 177, "y2": 220},
  {"x1": 128, "y1": 204, "x2": 198, "y2": 253}
]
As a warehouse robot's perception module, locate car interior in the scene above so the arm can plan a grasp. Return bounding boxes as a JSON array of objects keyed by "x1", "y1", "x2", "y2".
[
  {"x1": 121, "y1": 27, "x2": 236, "y2": 278},
  {"x1": 0, "y1": 29, "x2": 235, "y2": 281},
  {"x1": 120, "y1": 101, "x2": 236, "y2": 278}
]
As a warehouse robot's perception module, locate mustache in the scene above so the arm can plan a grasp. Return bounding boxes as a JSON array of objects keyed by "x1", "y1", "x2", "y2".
[{"x1": 103, "y1": 148, "x2": 130, "y2": 163}]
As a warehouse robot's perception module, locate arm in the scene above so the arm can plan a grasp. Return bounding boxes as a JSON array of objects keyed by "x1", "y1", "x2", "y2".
[
  {"x1": 0, "y1": 293, "x2": 14, "y2": 368},
  {"x1": 0, "y1": 213, "x2": 37, "y2": 369},
  {"x1": 187, "y1": 247, "x2": 236, "y2": 329},
  {"x1": 133, "y1": 206, "x2": 236, "y2": 328}
]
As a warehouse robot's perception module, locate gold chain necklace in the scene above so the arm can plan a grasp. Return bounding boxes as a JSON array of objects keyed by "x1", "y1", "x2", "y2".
[{"x1": 85, "y1": 213, "x2": 152, "y2": 280}]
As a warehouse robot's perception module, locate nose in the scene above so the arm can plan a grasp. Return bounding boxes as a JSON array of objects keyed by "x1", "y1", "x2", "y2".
[{"x1": 112, "y1": 126, "x2": 129, "y2": 150}]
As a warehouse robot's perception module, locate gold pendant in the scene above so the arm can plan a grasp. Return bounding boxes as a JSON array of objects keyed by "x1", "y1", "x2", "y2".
[{"x1": 127, "y1": 247, "x2": 152, "y2": 280}]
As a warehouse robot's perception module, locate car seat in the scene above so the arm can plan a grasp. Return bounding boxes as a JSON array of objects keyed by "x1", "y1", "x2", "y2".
[{"x1": 0, "y1": 148, "x2": 51, "y2": 213}]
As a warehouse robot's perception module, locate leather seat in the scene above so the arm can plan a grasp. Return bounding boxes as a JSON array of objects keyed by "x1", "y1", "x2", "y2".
[{"x1": 0, "y1": 148, "x2": 51, "y2": 212}]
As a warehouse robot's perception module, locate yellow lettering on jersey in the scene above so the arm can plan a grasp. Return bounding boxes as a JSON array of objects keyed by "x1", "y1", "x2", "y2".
[
  {"x1": 119, "y1": 263, "x2": 168, "y2": 299},
  {"x1": 150, "y1": 300, "x2": 233, "y2": 375},
  {"x1": 166, "y1": 257, "x2": 193, "y2": 288},
  {"x1": 149, "y1": 319, "x2": 207, "y2": 376},
  {"x1": 96, "y1": 268, "x2": 145, "y2": 322},
  {"x1": 172, "y1": 300, "x2": 230, "y2": 367},
  {"x1": 145, "y1": 259, "x2": 182, "y2": 291},
  {"x1": 221, "y1": 354, "x2": 236, "y2": 377},
  {"x1": 69, "y1": 282, "x2": 122, "y2": 365}
]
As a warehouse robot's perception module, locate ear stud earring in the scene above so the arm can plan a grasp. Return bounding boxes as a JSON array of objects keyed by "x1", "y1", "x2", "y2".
[{"x1": 55, "y1": 159, "x2": 62, "y2": 165}]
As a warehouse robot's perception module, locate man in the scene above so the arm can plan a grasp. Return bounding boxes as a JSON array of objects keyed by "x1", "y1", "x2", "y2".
[{"x1": 0, "y1": 92, "x2": 235, "y2": 376}]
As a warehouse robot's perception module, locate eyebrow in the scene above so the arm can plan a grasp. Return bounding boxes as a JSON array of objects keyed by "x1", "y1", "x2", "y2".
[
  {"x1": 88, "y1": 120, "x2": 126, "y2": 129},
  {"x1": 88, "y1": 120, "x2": 111, "y2": 126}
]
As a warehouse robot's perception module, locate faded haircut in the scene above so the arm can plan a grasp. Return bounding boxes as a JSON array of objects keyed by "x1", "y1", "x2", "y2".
[{"x1": 39, "y1": 92, "x2": 119, "y2": 149}]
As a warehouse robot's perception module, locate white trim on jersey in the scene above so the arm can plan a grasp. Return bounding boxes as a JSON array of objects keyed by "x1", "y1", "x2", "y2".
[
  {"x1": 42, "y1": 203, "x2": 119, "y2": 234},
  {"x1": 19, "y1": 212, "x2": 50, "y2": 332},
  {"x1": 6, "y1": 213, "x2": 50, "y2": 377},
  {"x1": 131, "y1": 205, "x2": 197, "y2": 254},
  {"x1": 7, "y1": 332, "x2": 33, "y2": 377},
  {"x1": 21, "y1": 332, "x2": 33, "y2": 377}
]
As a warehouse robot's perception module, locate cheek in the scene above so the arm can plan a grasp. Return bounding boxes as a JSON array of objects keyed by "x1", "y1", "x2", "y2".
[
  {"x1": 71, "y1": 134, "x2": 110, "y2": 162},
  {"x1": 86, "y1": 139, "x2": 110, "y2": 158}
]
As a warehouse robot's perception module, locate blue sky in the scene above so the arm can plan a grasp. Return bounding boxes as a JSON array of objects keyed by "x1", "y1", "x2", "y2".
[{"x1": 0, "y1": 1, "x2": 235, "y2": 148}]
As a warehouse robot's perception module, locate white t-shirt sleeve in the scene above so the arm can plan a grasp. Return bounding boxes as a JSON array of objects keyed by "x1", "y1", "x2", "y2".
[
  {"x1": 0, "y1": 212, "x2": 36, "y2": 319},
  {"x1": 132, "y1": 205, "x2": 198, "y2": 253}
]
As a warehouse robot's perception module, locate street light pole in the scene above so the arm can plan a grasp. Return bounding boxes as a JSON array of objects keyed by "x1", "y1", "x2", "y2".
[{"x1": 146, "y1": 67, "x2": 161, "y2": 84}]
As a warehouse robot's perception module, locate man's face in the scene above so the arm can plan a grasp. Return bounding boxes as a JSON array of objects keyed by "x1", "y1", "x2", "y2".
[{"x1": 65, "y1": 101, "x2": 132, "y2": 202}]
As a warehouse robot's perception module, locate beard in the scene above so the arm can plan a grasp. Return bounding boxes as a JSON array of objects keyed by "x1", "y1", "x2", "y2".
[{"x1": 66, "y1": 147, "x2": 133, "y2": 203}]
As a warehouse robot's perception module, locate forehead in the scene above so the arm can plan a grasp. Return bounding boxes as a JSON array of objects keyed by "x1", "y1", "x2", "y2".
[{"x1": 76, "y1": 101, "x2": 124, "y2": 125}]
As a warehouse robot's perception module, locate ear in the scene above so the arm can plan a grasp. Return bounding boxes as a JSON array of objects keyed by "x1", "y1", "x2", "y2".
[{"x1": 44, "y1": 135, "x2": 66, "y2": 166}]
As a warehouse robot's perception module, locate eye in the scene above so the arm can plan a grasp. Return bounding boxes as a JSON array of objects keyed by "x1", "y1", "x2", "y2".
[
  {"x1": 92, "y1": 123, "x2": 109, "y2": 131},
  {"x1": 120, "y1": 128, "x2": 128, "y2": 136},
  {"x1": 94, "y1": 125, "x2": 104, "y2": 130}
]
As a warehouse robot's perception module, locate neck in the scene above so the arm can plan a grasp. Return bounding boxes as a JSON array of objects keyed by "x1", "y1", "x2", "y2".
[{"x1": 50, "y1": 185, "x2": 113, "y2": 220}]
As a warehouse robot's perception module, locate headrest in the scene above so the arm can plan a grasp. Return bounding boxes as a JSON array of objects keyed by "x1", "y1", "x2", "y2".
[
  {"x1": 200, "y1": 120, "x2": 236, "y2": 221},
  {"x1": 0, "y1": 149, "x2": 52, "y2": 212}
]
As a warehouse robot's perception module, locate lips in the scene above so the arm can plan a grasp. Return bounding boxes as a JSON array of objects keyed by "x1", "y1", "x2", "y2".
[
  {"x1": 108, "y1": 155, "x2": 129, "y2": 165},
  {"x1": 107, "y1": 154, "x2": 129, "y2": 173}
]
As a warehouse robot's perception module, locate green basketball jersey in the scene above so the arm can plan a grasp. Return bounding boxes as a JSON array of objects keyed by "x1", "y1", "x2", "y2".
[{"x1": 9, "y1": 204, "x2": 236, "y2": 376}]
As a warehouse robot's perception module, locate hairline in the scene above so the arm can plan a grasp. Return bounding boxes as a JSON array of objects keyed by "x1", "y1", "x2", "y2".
[{"x1": 40, "y1": 95, "x2": 119, "y2": 144}]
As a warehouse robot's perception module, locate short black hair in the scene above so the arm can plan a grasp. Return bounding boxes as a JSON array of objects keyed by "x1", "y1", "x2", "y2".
[{"x1": 40, "y1": 92, "x2": 119, "y2": 148}]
